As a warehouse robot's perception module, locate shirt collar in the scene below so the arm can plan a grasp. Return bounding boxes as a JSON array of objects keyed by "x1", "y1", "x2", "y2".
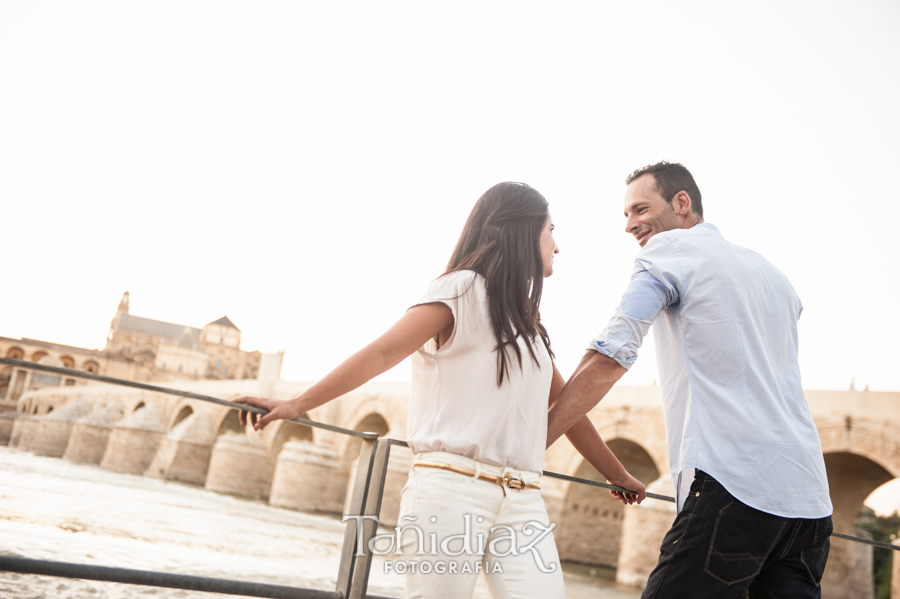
[{"x1": 688, "y1": 222, "x2": 721, "y2": 237}]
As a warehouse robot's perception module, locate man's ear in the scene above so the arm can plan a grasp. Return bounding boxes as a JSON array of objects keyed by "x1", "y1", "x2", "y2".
[{"x1": 671, "y1": 191, "x2": 693, "y2": 216}]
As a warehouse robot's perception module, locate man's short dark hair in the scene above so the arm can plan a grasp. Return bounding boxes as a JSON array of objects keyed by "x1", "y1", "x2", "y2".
[{"x1": 626, "y1": 161, "x2": 703, "y2": 219}]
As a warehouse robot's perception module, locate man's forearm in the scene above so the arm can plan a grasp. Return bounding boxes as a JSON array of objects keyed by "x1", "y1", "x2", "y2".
[{"x1": 547, "y1": 350, "x2": 625, "y2": 446}]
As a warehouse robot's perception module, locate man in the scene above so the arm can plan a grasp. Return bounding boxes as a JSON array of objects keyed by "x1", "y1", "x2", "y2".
[{"x1": 547, "y1": 161, "x2": 833, "y2": 598}]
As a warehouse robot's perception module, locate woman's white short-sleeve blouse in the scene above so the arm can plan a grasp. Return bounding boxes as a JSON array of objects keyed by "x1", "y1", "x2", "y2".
[{"x1": 407, "y1": 269, "x2": 553, "y2": 473}]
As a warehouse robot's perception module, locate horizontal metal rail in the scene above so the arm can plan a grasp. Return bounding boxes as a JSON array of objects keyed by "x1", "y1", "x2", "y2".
[
  {"x1": 543, "y1": 470, "x2": 676, "y2": 503},
  {"x1": 830, "y1": 531, "x2": 898, "y2": 551},
  {"x1": 539, "y1": 472, "x2": 899, "y2": 552},
  {"x1": 0, "y1": 556, "x2": 341, "y2": 599},
  {"x1": 0, "y1": 358, "x2": 377, "y2": 440}
]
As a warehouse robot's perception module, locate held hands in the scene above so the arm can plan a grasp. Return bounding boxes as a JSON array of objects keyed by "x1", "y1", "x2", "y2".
[
  {"x1": 232, "y1": 396, "x2": 305, "y2": 431},
  {"x1": 607, "y1": 472, "x2": 647, "y2": 506}
]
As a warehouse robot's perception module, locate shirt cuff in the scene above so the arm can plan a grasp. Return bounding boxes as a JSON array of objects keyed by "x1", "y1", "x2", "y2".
[{"x1": 587, "y1": 337, "x2": 637, "y2": 371}]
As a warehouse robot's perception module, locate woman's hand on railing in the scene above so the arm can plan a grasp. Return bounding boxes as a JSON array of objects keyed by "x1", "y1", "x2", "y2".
[
  {"x1": 607, "y1": 472, "x2": 646, "y2": 505},
  {"x1": 232, "y1": 396, "x2": 304, "y2": 431}
]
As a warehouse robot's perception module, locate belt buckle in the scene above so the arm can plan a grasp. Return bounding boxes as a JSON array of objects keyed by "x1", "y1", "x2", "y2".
[{"x1": 500, "y1": 472, "x2": 525, "y2": 491}]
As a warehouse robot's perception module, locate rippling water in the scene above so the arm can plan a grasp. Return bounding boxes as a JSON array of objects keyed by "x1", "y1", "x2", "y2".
[{"x1": 0, "y1": 447, "x2": 641, "y2": 599}]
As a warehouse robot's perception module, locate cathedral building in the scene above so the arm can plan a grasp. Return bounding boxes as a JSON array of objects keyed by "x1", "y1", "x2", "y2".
[{"x1": 1, "y1": 292, "x2": 263, "y2": 406}]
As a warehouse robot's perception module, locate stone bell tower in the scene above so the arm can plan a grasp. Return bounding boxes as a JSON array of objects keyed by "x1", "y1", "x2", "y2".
[
  {"x1": 106, "y1": 291, "x2": 130, "y2": 348},
  {"x1": 117, "y1": 291, "x2": 130, "y2": 315}
]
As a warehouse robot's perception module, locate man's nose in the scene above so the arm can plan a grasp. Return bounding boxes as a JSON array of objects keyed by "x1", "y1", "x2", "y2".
[{"x1": 625, "y1": 215, "x2": 638, "y2": 234}]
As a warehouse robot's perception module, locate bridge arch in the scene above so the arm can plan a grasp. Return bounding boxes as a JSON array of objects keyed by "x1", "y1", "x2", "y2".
[
  {"x1": 814, "y1": 416, "x2": 900, "y2": 598},
  {"x1": 169, "y1": 405, "x2": 194, "y2": 431},
  {"x1": 340, "y1": 411, "x2": 390, "y2": 464},
  {"x1": 556, "y1": 436, "x2": 661, "y2": 568},
  {"x1": 215, "y1": 409, "x2": 245, "y2": 437},
  {"x1": 817, "y1": 417, "x2": 900, "y2": 530},
  {"x1": 268, "y1": 419, "x2": 314, "y2": 458}
]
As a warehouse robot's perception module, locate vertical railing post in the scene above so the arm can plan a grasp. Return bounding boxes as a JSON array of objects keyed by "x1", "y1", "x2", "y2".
[
  {"x1": 347, "y1": 439, "x2": 392, "y2": 599},
  {"x1": 335, "y1": 436, "x2": 378, "y2": 598}
]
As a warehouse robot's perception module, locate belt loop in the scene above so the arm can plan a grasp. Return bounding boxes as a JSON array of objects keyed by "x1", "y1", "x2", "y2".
[{"x1": 472, "y1": 462, "x2": 481, "y2": 481}]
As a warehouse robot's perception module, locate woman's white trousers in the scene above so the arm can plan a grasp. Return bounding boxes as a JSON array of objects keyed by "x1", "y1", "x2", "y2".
[{"x1": 393, "y1": 451, "x2": 566, "y2": 599}]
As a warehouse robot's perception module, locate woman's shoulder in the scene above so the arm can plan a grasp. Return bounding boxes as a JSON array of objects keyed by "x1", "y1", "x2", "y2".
[
  {"x1": 432, "y1": 269, "x2": 481, "y2": 288},
  {"x1": 424, "y1": 269, "x2": 483, "y2": 302},
  {"x1": 437, "y1": 268, "x2": 480, "y2": 283}
]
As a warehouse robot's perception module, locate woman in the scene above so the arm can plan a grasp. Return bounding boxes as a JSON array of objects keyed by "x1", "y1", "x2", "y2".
[{"x1": 234, "y1": 182, "x2": 646, "y2": 599}]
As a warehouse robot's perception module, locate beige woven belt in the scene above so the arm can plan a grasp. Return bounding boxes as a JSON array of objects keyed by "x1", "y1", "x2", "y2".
[{"x1": 413, "y1": 460, "x2": 540, "y2": 495}]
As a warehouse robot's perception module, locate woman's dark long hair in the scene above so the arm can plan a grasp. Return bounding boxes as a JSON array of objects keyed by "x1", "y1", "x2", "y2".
[{"x1": 444, "y1": 182, "x2": 553, "y2": 386}]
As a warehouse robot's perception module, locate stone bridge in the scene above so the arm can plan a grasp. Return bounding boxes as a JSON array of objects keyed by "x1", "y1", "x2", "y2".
[{"x1": 1, "y1": 373, "x2": 898, "y2": 599}]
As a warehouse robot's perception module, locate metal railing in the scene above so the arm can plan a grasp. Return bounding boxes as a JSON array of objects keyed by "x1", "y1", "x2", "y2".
[
  {"x1": 0, "y1": 357, "x2": 896, "y2": 599},
  {"x1": 0, "y1": 557, "x2": 339, "y2": 599}
]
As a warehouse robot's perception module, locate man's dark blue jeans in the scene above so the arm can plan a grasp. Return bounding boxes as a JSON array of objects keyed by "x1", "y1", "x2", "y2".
[{"x1": 640, "y1": 470, "x2": 832, "y2": 599}]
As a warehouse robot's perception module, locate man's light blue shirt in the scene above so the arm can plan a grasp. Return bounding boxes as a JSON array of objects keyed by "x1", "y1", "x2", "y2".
[{"x1": 590, "y1": 223, "x2": 832, "y2": 518}]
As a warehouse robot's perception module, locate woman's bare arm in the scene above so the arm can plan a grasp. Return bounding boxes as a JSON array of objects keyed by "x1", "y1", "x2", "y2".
[{"x1": 234, "y1": 302, "x2": 453, "y2": 430}]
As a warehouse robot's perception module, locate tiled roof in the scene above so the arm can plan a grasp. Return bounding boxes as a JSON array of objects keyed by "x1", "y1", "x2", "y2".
[
  {"x1": 206, "y1": 316, "x2": 239, "y2": 331},
  {"x1": 1, "y1": 336, "x2": 102, "y2": 355},
  {"x1": 117, "y1": 314, "x2": 202, "y2": 344}
]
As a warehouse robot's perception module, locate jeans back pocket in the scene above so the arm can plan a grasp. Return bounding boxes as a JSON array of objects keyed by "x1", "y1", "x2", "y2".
[{"x1": 705, "y1": 501, "x2": 788, "y2": 585}]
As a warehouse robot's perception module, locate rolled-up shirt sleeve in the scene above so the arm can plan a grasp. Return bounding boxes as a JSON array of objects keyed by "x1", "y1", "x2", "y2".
[{"x1": 588, "y1": 237, "x2": 682, "y2": 370}]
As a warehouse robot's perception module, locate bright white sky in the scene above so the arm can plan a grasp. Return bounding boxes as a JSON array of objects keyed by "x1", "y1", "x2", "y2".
[
  {"x1": 1, "y1": 0, "x2": 899, "y2": 512},
  {"x1": 2, "y1": 0, "x2": 898, "y2": 389}
]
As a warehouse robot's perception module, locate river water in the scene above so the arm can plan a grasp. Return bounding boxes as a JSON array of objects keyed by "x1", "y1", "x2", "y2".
[{"x1": 0, "y1": 447, "x2": 640, "y2": 599}]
